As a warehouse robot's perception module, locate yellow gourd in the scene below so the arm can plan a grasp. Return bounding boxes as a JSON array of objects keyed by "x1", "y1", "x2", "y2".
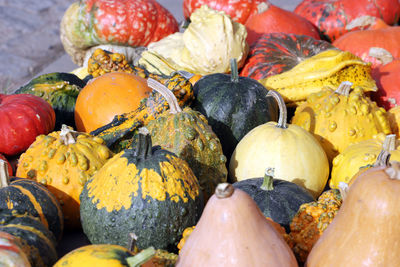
[
  {"x1": 330, "y1": 133, "x2": 400, "y2": 188},
  {"x1": 229, "y1": 90, "x2": 329, "y2": 198},
  {"x1": 292, "y1": 81, "x2": 392, "y2": 161},
  {"x1": 16, "y1": 125, "x2": 113, "y2": 229}
]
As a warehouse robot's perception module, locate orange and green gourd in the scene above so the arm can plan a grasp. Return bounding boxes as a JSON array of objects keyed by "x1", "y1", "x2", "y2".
[
  {"x1": 330, "y1": 133, "x2": 400, "y2": 188},
  {"x1": 0, "y1": 160, "x2": 64, "y2": 242},
  {"x1": 145, "y1": 79, "x2": 227, "y2": 200},
  {"x1": 15, "y1": 125, "x2": 113, "y2": 229},
  {"x1": 292, "y1": 81, "x2": 392, "y2": 161},
  {"x1": 91, "y1": 70, "x2": 195, "y2": 152},
  {"x1": 80, "y1": 128, "x2": 203, "y2": 251},
  {"x1": 288, "y1": 189, "x2": 343, "y2": 264}
]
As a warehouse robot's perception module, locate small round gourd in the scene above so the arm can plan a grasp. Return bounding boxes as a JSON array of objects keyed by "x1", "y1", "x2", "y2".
[
  {"x1": 230, "y1": 90, "x2": 329, "y2": 198},
  {"x1": 16, "y1": 125, "x2": 113, "y2": 229},
  {"x1": 233, "y1": 168, "x2": 314, "y2": 232},
  {"x1": 0, "y1": 160, "x2": 63, "y2": 242},
  {"x1": 0, "y1": 232, "x2": 30, "y2": 267},
  {"x1": 145, "y1": 79, "x2": 227, "y2": 200},
  {"x1": 80, "y1": 128, "x2": 203, "y2": 251},
  {"x1": 292, "y1": 81, "x2": 392, "y2": 161}
]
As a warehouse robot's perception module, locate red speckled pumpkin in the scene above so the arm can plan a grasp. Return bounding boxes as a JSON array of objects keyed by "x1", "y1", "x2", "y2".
[
  {"x1": 183, "y1": 0, "x2": 267, "y2": 25},
  {"x1": 294, "y1": 0, "x2": 400, "y2": 41},
  {"x1": 61, "y1": 0, "x2": 179, "y2": 65},
  {"x1": 0, "y1": 94, "x2": 55, "y2": 156},
  {"x1": 245, "y1": 2, "x2": 320, "y2": 45},
  {"x1": 240, "y1": 33, "x2": 334, "y2": 81}
]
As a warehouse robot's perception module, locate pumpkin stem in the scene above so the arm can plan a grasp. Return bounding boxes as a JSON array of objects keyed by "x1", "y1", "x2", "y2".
[
  {"x1": 127, "y1": 233, "x2": 139, "y2": 254},
  {"x1": 368, "y1": 47, "x2": 393, "y2": 65},
  {"x1": 147, "y1": 78, "x2": 182, "y2": 114},
  {"x1": 215, "y1": 183, "x2": 234, "y2": 198},
  {"x1": 126, "y1": 247, "x2": 156, "y2": 267},
  {"x1": 260, "y1": 168, "x2": 274, "y2": 191},
  {"x1": 267, "y1": 90, "x2": 287, "y2": 129},
  {"x1": 230, "y1": 59, "x2": 239, "y2": 83},
  {"x1": 60, "y1": 124, "x2": 78, "y2": 145},
  {"x1": 338, "y1": 182, "x2": 349, "y2": 201},
  {"x1": 373, "y1": 134, "x2": 396, "y2": 167},
  {"x1": 335, "y1": 81, "x2": 353, "y2": 96},
  {"x1": 0, "y1": 160, "x2": 10, "y2": 188},
  {"x1": 136, "y1": 127, "x2": 153, "y2": 160},
  {"x1": 176, "y1": 70, "x2": 195, "y2": 80}
]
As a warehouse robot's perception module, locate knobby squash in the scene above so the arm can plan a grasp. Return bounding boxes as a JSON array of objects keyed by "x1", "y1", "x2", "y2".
[
  {"x1": 16, "y1": 125, "x2": 113, "y2": 229},
  {"x1": 145, "y1": 79, "x2": 227, "y2": 200},
  {"x1": 80, "y1": 128, "x2": 203, "y2": 252}
]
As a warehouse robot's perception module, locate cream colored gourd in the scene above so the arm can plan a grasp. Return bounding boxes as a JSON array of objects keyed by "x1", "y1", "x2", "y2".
[
  {"x1": 229, "y1": 90, "x2": 329, "y2": 198},
  {"x1": 330, "y1": 133, "x2": 400, "y2": 188},
  {"x1": 177, "y1": 183, "x2": 298, "y2": 267},
  {"x1": 306, "y1": 160, "x2": 400, "y2": 267}
]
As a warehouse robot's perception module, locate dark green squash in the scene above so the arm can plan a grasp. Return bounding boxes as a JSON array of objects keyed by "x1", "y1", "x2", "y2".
[
  {"x1": 0, "y1": 160, "x2": 64, "y2": 242},
  {"x1": 233, "y1": 168, "x2": 314, "y2": 232},
  {"x1": 192, "y1": 59, "x2": 279, "y2": 164},
  {"x1": 14, "y1": 72, "x2": 85, "y2": 130},
  {"x1": 145, "y1": 79, "x2": 227, "y2": 201},
  {"x1": 0, "y1": 210, "x2": 58, "y2": 267},
  {"x1": 80, "y1": 128, "x2": 204, "y2": 252}
]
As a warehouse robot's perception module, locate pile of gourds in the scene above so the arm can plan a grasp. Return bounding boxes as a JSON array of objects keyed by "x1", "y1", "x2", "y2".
[{"x1": 2, "y1": 0, "x2": 400, "y2": 266}]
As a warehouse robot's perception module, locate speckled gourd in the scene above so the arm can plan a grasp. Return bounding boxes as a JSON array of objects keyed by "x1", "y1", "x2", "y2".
[
  {"x1": 330, "y1": 133, "x2": 400, "y2": 188},
  {"x1": 15, "y1": 125, "x2": 113, "y2": 229},
  {"x1": 258, "y1": 49, "x2": 377, "y2": 105},
  {"x1": 80, "y1": 128, "x2": 203, "y2": 252},
  {"x1": 145, "y1": 79, "x2": 227, "y2": 200},
  {"x1": 292, "y1": 81, "x2": 392, "y2": 161}
]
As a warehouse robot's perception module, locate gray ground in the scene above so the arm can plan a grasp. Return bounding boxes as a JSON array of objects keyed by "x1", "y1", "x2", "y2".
[{"x1": 0, "y1": 0, "x2": 302, "y2": 93}]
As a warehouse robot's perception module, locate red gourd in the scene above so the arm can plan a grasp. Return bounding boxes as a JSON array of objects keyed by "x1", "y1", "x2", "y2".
[{"x1": 0, "y1": 94, "x2": 55, "y2": 156}]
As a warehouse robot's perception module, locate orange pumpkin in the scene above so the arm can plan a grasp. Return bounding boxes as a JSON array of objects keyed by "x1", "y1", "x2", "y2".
[{"x1": 74, "y1": 72, "x2": 152, "y2": 133}]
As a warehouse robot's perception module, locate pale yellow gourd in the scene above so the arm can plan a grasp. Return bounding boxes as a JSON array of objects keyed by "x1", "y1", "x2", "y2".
[
  {"x1": 330, "y1": 133, "x2": 400, "y2": 188},
  {"x1": 229, "y1": 90, "x2": 329, "y2": 198}
]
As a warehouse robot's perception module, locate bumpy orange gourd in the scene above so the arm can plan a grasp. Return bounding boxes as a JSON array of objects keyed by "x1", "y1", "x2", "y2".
[
  {"x1": 16, "y1": 125, "x2": 113, "y2": 229},
  {"x1": 177, "y1": 183, "x2": 298, "y2": 267},
  {"x1": 288, "y1": 189, "x2": 342, "y2": 263},
  {"x1": 74, "y1": 72, "x2": 152, "y2": 133},
  {"x1": 292, "y1": 81, "x2": 392, "y2": 161},
  {"x1": 306, "y1": 161, "x2": 400, "y2": 266}
]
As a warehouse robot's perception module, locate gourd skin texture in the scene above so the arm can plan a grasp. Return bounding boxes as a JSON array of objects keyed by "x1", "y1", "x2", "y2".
[
  {"x1": 146, "y1": 107, "x2": 228, "y2": 200},
  {"x1": 80, "y1": 144, "x2": 203, "y2": 251},
  {"x1": 292, "y1": 86, "x2": 392, "y2": 161},
  {"x1": 0, "y1": 211, "x2": 58, "y2": 267},
  {"x1": 177, "y1": 187, "x2": 298, "y2": 267},
  {"x1": 306, "y1": 165, "x2": 400, "y2": 266},
  {"x1": 0, "y1": 177, "x2": 64, "y2": 242},
  {"x1": 230, "y1": 122, "x2": 329, "y2": 198},
  {"x1": 233, "y1": 178, "x2": 314, "y2": 232},
  {"x1": 259, "y1": 50, "x2": 377, "y2": 104},
  {"x1": 54, "y1": 244, "x2": 133, "y2": 267},
  {"x1": 16, "y1": 131, "x2": 113, "y2": 229},
  {"x1": 330, "y1": 133, "x2": 400, "y2": 188}
]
